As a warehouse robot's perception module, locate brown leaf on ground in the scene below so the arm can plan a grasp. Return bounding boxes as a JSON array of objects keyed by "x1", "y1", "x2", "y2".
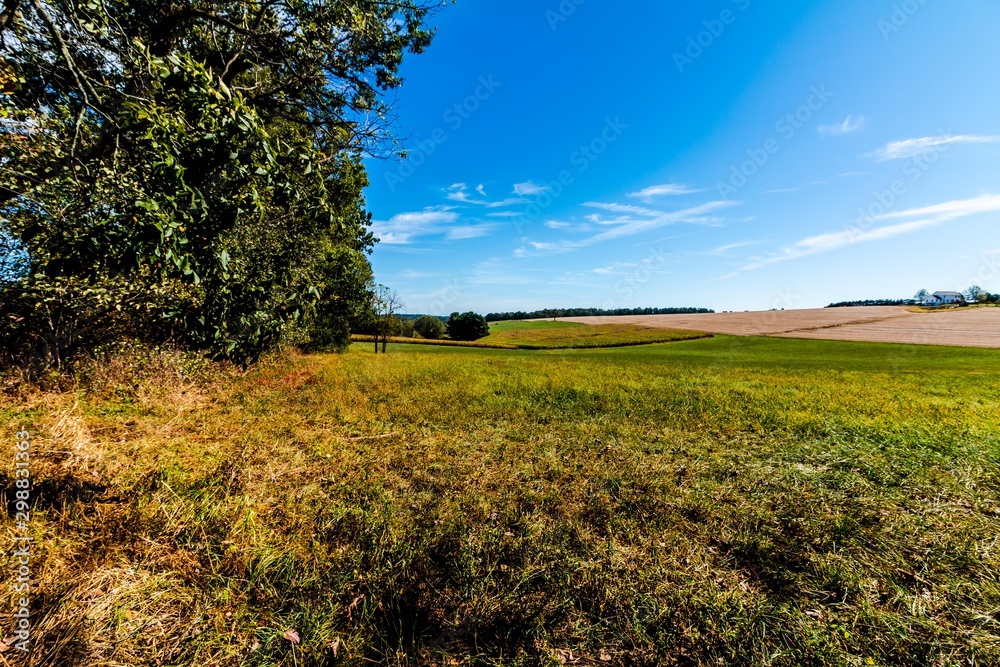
[
  {"x1": 345, "y1": 594, "x2": 365, "y2": 619},
  {"x1": 554, "y1": 648, "x2": 578, "y2": 664},
  {"x1": 283, "y1": 628, "x2": 300, "y2": 644}
]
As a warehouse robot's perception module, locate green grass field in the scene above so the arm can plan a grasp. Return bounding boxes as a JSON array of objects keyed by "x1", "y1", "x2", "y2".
[
  {"x1": 356, "y1": 320, "x2": 709, "y2": 350},
  {"x1": 4, "y1": 336, "x2": 1000, "y2": 666},
  {"x1": 483, "y1": 320, "x2": 709, "y2": 349}
]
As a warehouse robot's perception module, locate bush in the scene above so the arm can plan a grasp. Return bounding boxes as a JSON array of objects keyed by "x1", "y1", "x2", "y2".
[
  {"x1": 0, "y1": 274, "x2": 184, "y2": 379},
  {"x1": 446, "y1": 312, "x2": 490, "y2": 341},
  {"x1": 391, "y1": 316, "x2": 415, "y2": 338},
  {"x1": 413, "y1": 315, "x2": 445, "y2": 339}
]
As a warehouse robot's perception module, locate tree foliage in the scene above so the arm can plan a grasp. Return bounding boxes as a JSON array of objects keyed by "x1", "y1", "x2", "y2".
[
  {"x1": 413, "y1": 314, "x2": 445, "y2": 339},
  {"x1": 0, "y1": 0, "x2": 435, "y2": 367},
  {"x1": 369, "y1": 284, "x2": 401, "y2": 353},
  {"x1": 485, "y1": 306, "x2": 714, "y2": 322},
  {"x1": 446, "y1": 311, "x2": 490, "y2": 341}
]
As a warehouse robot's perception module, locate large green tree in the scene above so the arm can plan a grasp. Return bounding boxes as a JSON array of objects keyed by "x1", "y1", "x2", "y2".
[{"x1": 0, "y1": 0, "x2": 435, "y2": 363}]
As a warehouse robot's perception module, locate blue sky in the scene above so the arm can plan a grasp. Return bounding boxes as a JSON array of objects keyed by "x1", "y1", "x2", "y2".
[{"x1": 364, "y1": 0, "x2": 1000, "y2": 315}]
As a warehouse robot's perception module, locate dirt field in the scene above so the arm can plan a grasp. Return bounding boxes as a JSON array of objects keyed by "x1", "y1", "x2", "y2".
[{"x1": 557, "y1": 306, "x2": 1000, "y2": 348}]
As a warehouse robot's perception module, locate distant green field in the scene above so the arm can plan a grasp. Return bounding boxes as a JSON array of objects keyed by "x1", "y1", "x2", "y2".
[
  {"x1": 7, "y1": 336, "x2": 1000, "y2": 665},
  {"x1": 487, "y1": 319, "x2": 583, "y2": 332},
  {"x1": 483, "y1": 320, "x2": 710, "y2": 348},
  {"x1": 358, "y1": 320, "x2": 711, "y2": 350}
]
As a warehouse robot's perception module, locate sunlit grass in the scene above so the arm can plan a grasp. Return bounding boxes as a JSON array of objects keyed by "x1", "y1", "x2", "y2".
[{"x1": 4, "y1": 336, "x2": 1000, "y2": 665}]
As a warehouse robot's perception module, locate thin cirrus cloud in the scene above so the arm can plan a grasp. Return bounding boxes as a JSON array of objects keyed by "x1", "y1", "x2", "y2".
[
  {"x1": 583, "y1": 201, "x2": 664, "y2": 219},
  {"x1": 445, "y1": 183, "x2": 525, "y2": 208},
  {"x1": 518, "y1": 200, "x2": 737, "y2": 256},
  {"x1": 513, "y1": 181, "x2": 550, "y2": 196},
  {"x1": 445, "y1": 183, "x2": 475, "y2": 203},
  {"x1": 869, "y1": 134, "x2": 1000, "y2": 161},
  {"x1": 627, "y1": 183, "x2": 703, "y2": 201},
  {"x1": 371, "y1": 208, "x2": 497, "y2": 244},
  {"x1": 740, "y1": 194, "x2": 1000, "y2": 271},
  {"x1": 818, "y1": 115, "x2": 866, "y2": 136}
]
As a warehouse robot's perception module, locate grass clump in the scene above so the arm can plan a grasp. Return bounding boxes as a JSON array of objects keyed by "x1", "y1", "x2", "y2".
[{"x1": 2, "y1": 337, "x2": 999, "y2": 665}]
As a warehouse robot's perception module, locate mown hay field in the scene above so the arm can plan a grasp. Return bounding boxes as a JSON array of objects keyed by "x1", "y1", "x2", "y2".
[
  {"x1": 2, "y1": 336, "x2": 999, "y2": 666},
  {"x1": 559, "y1": 305, "x2": 1000, "y2": 348}
]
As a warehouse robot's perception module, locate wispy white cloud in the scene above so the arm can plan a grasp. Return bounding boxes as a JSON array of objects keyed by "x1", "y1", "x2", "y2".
[
  {"x1": 519, "y1": 200, "x2": 737, "y2": 256},
  {"x1": 764, "y1": 187, "x2": 800, "y2": 194},
  {"x1": 874, "y1": 194, "x2": 1000, "y2": 221},
  {"x1": 513, "y1": 181, "x2": 549, "y2": 196},
  {"x1": 373, "y1": 208, "x2": 498, "y2": 245},
  {"x1": 818, "y1": 115, "x2": 866, "y2": 136},
  {"x1": 583, "y1": 201, "x2": 663, "y2": 218},
  {"x1": 869, "y1": 134, "x2": 1000, "y2": 161},
  {"x1": 485, "y1": 197, "x2": 527, "y2": 208},
  {"x1": 741, "y1": 194, "x2": 1000, "y2": 270},
  {"x1": 593, "y1": 262, "x2": 640, "y2": 275},
  {"x1": 628, "y1": 183, "x2": 704, "y2": 202},
  {"x1": 627, "y1": 183, "x2": 702, "y2": 200},
  {"x1": 445, "y1": 183, "x2": 476, "y2": 203},
  {"x1": 487, "y1": 210, "x2": 523, "y2": 218},
  {"x1": 711, "y1": 240, "x2": 760, "y2": 254},
  {"x1": 372, "y1": 209, "x2": 460, "y2": 244},
  {"x1": 544, "y1": 220, "x2": 592, "y2": 232},
  {"x1": 397, "y1": 270, "x2": 445, "y2": 280},
  {"x1": 444, "y1": 183, "x2": 524, "y2": 209},
  {"x1": 447, "y1": 224, "x2": 499, "y2": 240}
]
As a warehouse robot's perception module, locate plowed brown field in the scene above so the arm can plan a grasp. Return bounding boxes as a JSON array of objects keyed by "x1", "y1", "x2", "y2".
[{"x1": 556, "y1": 306, "x2": 1000, "y2": 348}]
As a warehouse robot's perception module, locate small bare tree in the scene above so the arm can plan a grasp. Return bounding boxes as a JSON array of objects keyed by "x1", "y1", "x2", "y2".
[{"x1": 371, "y1": 284, "x2": 403, "y2": 353}]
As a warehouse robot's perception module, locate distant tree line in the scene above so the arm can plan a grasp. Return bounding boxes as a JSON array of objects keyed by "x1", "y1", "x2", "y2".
[
  {"x1": 961, "y1": 286, "x2": 1000, "y2": 304},
  {"x1": 485, "y1": 307, "x2": 714, "y2": 322},
  {"x1": 828, "y1": 287, "x2": 1000, "y2": 309},
  {"x1": 826, "y1": 299, "x2": 916, "y2": 308},
  {"x1": 355, "y1": 312, "x2": 490, "y2": 342}
]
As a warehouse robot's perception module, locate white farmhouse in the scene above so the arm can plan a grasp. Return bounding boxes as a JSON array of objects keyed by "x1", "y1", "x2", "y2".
[{"x1": 923, "y1": 291, "x2": 966, "y2": 306}]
